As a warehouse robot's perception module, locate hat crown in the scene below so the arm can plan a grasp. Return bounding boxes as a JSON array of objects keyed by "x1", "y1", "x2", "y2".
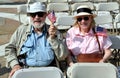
[
  {"x1": 76, "y1": 5, "x2": 92, "y2": 14},
  {"x1": 77, "y1": 5, "x2": 91, "y2": 11},
  {"x1": 74, "y1": 5, "x2": 96, "y2": 18},
  {"x1": 27, "y1": 2, "x2": 46, "y2": 13}
]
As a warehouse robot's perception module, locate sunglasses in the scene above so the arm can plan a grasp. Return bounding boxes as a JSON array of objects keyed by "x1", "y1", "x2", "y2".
[
  {"x1": 77, "y1": 16, "x2": 89, "y2": 22},
  {"x1": 28, "y1": 12, "x2": 45, "y2": 18}
]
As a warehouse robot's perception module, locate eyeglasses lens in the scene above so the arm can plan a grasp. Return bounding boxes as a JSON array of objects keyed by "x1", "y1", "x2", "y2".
[
  {"x1": 77, "y1": 16, "x2": 89, "y2": 21},
  {"x1": 30, "y1": 12, "x2": 45, "y2": 17}
]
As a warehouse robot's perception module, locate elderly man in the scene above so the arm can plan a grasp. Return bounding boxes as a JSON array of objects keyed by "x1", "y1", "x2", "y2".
[{"x1": 5, "y1": 2, "x2": 68, "y2": 78}]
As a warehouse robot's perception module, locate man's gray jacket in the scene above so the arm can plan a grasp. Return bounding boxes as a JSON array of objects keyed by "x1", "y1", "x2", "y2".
[{"x1": 5, "y1": 23, "x2": 68, "y2": 68}]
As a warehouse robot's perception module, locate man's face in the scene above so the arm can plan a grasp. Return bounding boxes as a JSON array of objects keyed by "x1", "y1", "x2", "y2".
[{"x1": 28, "y1": 12, "x2": 47, "y2": 29}]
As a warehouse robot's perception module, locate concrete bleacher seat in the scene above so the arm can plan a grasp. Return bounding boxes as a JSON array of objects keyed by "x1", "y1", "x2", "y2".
[
  {"x1": 0, "y1": 0, "x2": 14, "y2": 3},
  {"x1": 55, "y1": 15, "x2": 75, "y2": 30},
  {"x1": 67, "y1": 63, "x2": 118, "y2": 78},
  {"x1": 117, "y1": 66, "x2": 120, "y2": 78},
  {"x1": 12, "y1": 67, "x2": 64, "y2": 78},
  {"x1": 109, "y1": 35, "x2": 120, "y2": 49},
  {"x1": 47, "y1": 3, "x2": 70, "y2": 14},
  {"x1": 90, "y1": 0, "x2": 108, "y2": 3},
  {"x1": 46, "y1": 3, "x2": 70, "y2": 24},
  {"x1": 94, "y1": 14, "x2": 115, "y2": 34},
  {"x1": 114, "y1": 13, "x2": 120, "y2": 34},
  {"x1": 17, "y1": 4, "x2": 29, "y2": 24},
  {"x1": 94, "y1": 2, "x2": 119, "y2": 34},
  {"x1": 95, "y1": 2, "x2": 119, "y2": 16},
  {"x1": 48, "y1": 0, "x2": 68, "y2": 3},
  {"x1": 17, "y1": 4, "x2": 27, "y2": 14},
  {"x1": 0, "y1": 4, "x2": 28, "y2": 24},
  {"x1": 0, "y1": 0, "x2": 26, "y2": 3},
  {"x1": 0, "y1": 12, "x2": 20, "y2": 23},
  {"x1": 109, "y1": 35, "x2": 120, "y2": 66},
  {"x1": 27, "y1": 0, "x2": 48, "y2": 4},
  {"x1": 68, "y1": 0, "x2": 90, "y2": 3},
  {"x1": 0, "y1": 1, "x2": 119, "y2": 32},
  {"x1": 94, "y1": 14, "x2": 113, "y2": 25}
]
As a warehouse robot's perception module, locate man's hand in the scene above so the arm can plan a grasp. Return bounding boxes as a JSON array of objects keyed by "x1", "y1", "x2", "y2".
[
  {"x1": 8, "y1": 64, "x2": 22, "y2": 78},
  {"x1": 48, "y1": 23, "x2": 57, "y2": 39}
]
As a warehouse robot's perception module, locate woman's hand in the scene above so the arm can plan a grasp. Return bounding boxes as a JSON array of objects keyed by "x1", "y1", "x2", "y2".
[
  {"x1": 99, "y1": 49, "x2": 112, "y2": 63},
  {"x1": 99, "y1": 59, "x2": 105, "y2": 63},
  {"x1": 8, "y1": 64, "x2": 22, "y2": 78}
]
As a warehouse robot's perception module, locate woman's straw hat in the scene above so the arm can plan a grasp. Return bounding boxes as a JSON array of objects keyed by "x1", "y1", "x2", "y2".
[{"x1": 74, "y1": 5, "x2": 96, "y2": 18}]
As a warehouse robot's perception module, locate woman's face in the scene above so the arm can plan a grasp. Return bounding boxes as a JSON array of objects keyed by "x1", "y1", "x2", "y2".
[{"x1": 77, "y1": 15, "x2": 92, "y2": 31}]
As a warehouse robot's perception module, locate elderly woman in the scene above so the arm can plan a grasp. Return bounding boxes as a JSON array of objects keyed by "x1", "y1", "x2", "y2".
[{"x1": 66, "y1": 5, "x2": 112, "y2": 66}]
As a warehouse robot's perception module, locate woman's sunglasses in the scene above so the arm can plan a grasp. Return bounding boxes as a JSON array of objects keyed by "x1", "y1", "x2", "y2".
[
  {"x1": 77, "y1": 16, "x2": 89, "y2": 22},
  {"x1": 28, "y1": 12, "x2": 45, "y2": 18}
]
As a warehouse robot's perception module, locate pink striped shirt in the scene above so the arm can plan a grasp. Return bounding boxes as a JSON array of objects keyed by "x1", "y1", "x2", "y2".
[{"x1": 66, "y1": 26, "x2": 112, "y2": 55}]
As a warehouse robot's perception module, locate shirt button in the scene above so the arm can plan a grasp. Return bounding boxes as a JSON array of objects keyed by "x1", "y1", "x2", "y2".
[{"x1": 23, "y1": 39, "x2": 25, "y2": 41}]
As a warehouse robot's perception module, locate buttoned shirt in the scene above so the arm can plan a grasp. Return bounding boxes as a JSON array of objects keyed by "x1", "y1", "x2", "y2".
[
  {"x1": 20, "y1": 26, "x2": 54, "y2": 66},
  {"x1": 66, "y1": 26, "x2": 112, "y2": 55}
]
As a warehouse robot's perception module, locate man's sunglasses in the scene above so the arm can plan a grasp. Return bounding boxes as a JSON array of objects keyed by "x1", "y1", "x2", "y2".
[
  {"x1": 28, "y1": 12, "x2": 46, "y2": 18},
  {"x1": 77, "y1": 16, "x2": 89, "y2": 22}
]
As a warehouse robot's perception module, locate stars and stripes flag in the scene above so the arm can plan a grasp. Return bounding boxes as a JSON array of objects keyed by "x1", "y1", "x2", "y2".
[
  {"x1": 48, "y1": 10, "x2": 56, "y2": 24},
  {"x1": 95, "y1": 26, "x2": 107, "y2": 37}
]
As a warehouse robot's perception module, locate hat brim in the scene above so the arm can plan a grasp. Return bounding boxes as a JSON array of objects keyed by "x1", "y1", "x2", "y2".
[
  {"x1": 74, "y1": 12, "x2": 97, "y2": 19},
  {"x1": 27, "y1": 10, "x2": 46, "y2": 13}
]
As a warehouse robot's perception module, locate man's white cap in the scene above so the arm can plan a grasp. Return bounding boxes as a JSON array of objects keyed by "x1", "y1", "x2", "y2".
[{"x1": 27, "y1": 2, "x2": 46, "y2": 13}]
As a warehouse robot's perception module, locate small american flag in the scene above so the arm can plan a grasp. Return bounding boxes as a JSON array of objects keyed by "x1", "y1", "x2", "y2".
[
  {"x1": 48, "y1": 10, "x2": 56, "y2": 24},
  {"x1": 96, "y1": 26, "x2": 107, "y2": 37}
]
